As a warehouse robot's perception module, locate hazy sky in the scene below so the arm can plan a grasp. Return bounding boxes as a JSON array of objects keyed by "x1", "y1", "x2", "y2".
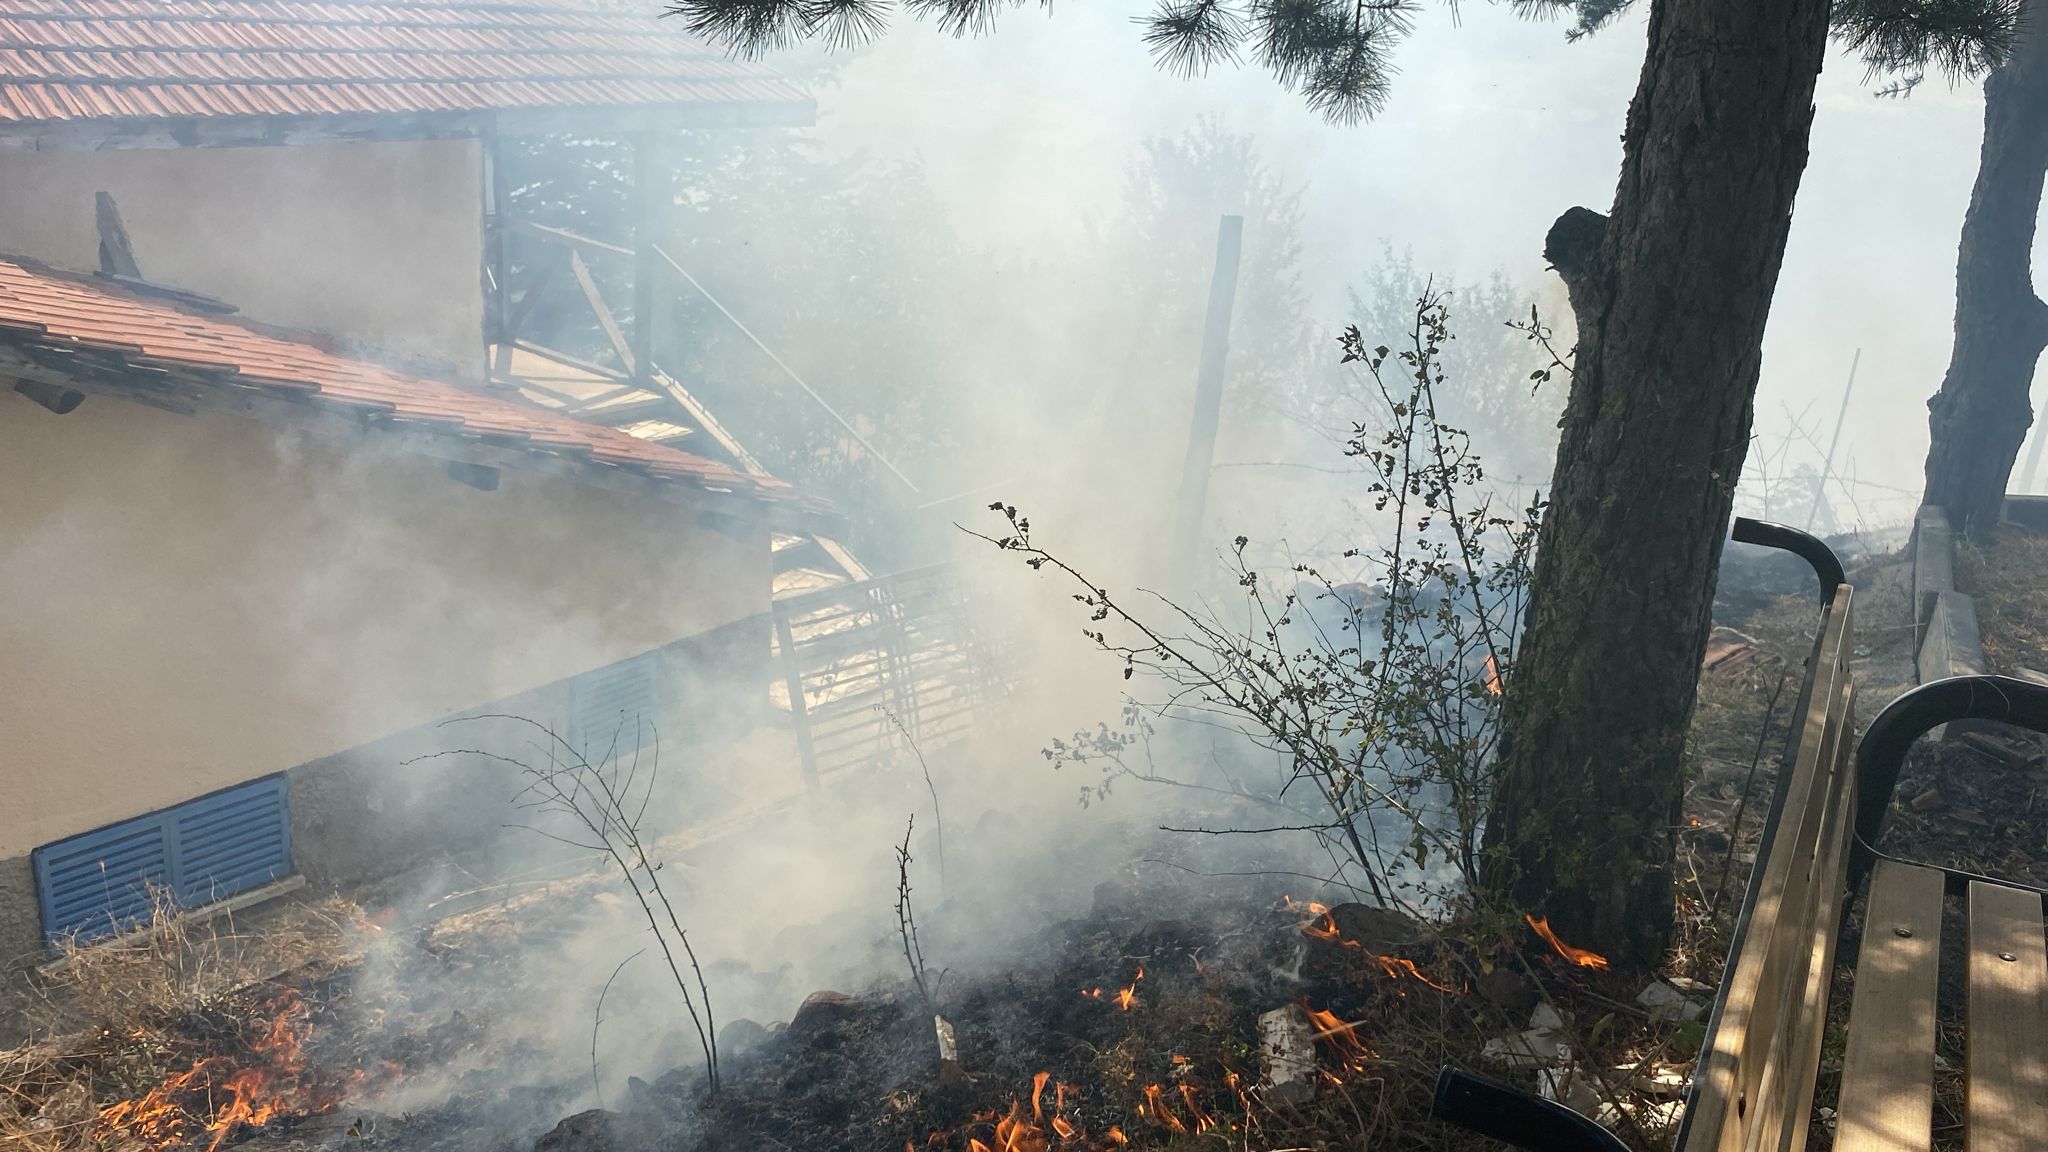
[{"x1": 758, "y1": 1, "x2": 2042, "y2": 527}]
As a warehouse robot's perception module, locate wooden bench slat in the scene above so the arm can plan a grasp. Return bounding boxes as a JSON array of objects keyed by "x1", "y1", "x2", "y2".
[
  {"x1": 1835, "y1": 860, "x2": 1945, "y2": 1152},
  {"x1": 1686, "y1": 584, "x2": 1854, "y2": 1152},
  {"x1": 1967, "y1": 881, "x2": 2048, "y2": 1152},
  {"x1": 1774, "y1": 683, "x2": 1861, "y2": 1152}
]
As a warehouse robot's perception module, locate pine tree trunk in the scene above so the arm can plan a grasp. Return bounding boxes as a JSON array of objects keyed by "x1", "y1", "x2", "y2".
[
  {"x1": 1922, "y1": 2, "x2": 2048, "y2": 540},
  {"x1": 1483, "y1": 0, "x2": 1832, "y2": 967}
]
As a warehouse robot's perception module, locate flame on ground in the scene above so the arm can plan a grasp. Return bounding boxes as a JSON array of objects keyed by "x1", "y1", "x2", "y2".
[
  {"x1": 95, "y1": 986, "x2": 363, "y2": 1152},
  {"x1": 1137, "y1": 1084, "x2": 1186, "y2": 1134},
  {"x1": 1526, "y1": 914, "x2": 1611, "y2": 970},
  {"x1": 1304, "y1": 1005, "x2": 1377, "y2": 1072},
  {"x1": 1375, "y1": 955, "x2": 1459, "y2": 994}
]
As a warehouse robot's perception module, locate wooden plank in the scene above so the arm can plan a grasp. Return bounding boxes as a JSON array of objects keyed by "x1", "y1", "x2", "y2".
[
  {"x1": 1774, "y1": 680, "x2": 1859, "y2": 1152},
  {"x1": 569, "y1": 250, "x2": 636, "y2": 376},
  {"x1": 1835, "y1": 861, "x2": 1944, "y2": 1152},
  {"x1": 1966, "y1": 881, "x2": 2048, "y2": 1152},
  {"x1": 1738, "y1": 605, "x2": 1855, "y2": 1152},
  {"x1": 1686, "y1": 584, "x2": 1853, "y2": 1152},
  {"x1": 509, "y1": 217, "x2": 635, "y2": 259}
]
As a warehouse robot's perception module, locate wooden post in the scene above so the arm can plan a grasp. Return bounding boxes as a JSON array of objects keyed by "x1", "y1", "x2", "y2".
[
  {"x1": 483, "y1": 126, "x2": 511, "y2": 378},
  {"x1": 1172, "y1": 215, "x2": 1244, "y2": 580},
  {"x1": 631, "y1": 134, "x2": 661, "y2": 391},
  {"x1": 774, "y1": 610, "x2": 821, "y2": 789}
]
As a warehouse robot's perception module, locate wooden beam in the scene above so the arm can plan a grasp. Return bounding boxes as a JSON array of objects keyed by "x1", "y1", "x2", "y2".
[
  {"x1": 482, "y1": 125, "x2": 510, "y2": 359},
  {"x1": 509, "y1": 218, "x2": 633, "y2": 259},
  {"x1": 632, "y1": 133, "x2": 662, "y2": 391},
  {"x1": 508, "y1": 339, "x2": 629, "y2": 385},
  {"x1": 569, "y1": 250, "x2": 635, "y2": 376},
  {"x1": 649, "y1": 368, "x2": 767, "y2": 474}
]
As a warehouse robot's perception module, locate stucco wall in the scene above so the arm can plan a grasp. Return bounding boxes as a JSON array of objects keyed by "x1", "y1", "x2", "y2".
[
  {"x1": 0, "y1": 139, "x2": 484, "y2": 374},
  {"x1": 0, "y1": 388, "x2": 771, "y2": 860}
]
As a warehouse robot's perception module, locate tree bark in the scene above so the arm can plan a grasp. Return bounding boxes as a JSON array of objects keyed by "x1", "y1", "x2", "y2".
[
  {"x1": 1922, "y1": 1, "x2": 2048, "y2": 540},
  {"x1": 1484, "y1": 0, "x2": 1833, "y2": 966}
]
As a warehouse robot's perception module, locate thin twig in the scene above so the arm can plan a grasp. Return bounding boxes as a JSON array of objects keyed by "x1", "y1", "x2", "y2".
[
  {"x1": 895, "y1": 814, "x2": 933, "y2": 1010},
  {"x1": 883, "y1": 707, "x2": 945, "y2": 889},
  {"x1": 591, "y1": 948, "x2": 644, "y2": 1111}
]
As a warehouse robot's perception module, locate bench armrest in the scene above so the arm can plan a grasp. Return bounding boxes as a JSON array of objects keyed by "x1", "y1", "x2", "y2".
[{"x1": 1431, "y1": 1067, "x2": 1634, "y2": 1152}]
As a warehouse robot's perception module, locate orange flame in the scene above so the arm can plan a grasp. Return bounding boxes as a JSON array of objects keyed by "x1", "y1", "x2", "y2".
[
  {"x1": 1305, "y1": 1005, "x2": 1377, "y2": 1070},
  {"x1": 1106, "y1": 1127, "x2": 1128, "y2": 1146},
  {"x1": 95, "y1": 986, "x2": 365, "y2": 1152},
  {"x1": 991, "y1": 1096, "x2": 1049, "y2": 1152},
  {"x1": 1483, "y1": 653, "x2": 1502, "y2": 695},
  {"x1": 1526, "y1": 915, "x2": 1611, "y2": 970},
  {"x1": 1139, "y1": 1084, "x2": 1187, "y2": 1134},
  {"x1": 1115, "y1": 985, "x2": 1139, "y2": 1011},
  {"x1": 1178, "y1": 1084, "x2": 1215, "y2": 1133},
  {"x1": 1375, "y1": 955, "x2": 1458, "y2": 994}
]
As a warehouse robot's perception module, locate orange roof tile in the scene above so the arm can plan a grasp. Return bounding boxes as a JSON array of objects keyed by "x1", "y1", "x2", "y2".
[
  {"x1": 0, "y1": 256, "x2": 828, "y2": 514},
  {"x1": 0, "y1": 0, "x2": 812, "y2": 128}
]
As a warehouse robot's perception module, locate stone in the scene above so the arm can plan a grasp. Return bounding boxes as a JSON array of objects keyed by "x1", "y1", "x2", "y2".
[
  {"x1": 1910, "y1": 788, "x2": 1945, "y2": 813},
  {"x1": 719, "y1": 1017, "x2": 770, "y2": 1057},
  {"x1": 533, "y1": 1110, "x2": 616, "y2": 1152},
  {"x1": 1636, "y1": 980, "x2": 1705, "y2": 1024},
  {"x1": 1325, "y1": 903, "x2": 1422, "y2": 953},
  {"x1": 1257, "y1": 1004, "x2": 1318, "y2": 1105},
  {"x1": 787, "y1": 990, "x2": 860, "y2": 1039},
  {"x1": 1475, "y1": 967, "x2": 1538, "y2": 1017}
]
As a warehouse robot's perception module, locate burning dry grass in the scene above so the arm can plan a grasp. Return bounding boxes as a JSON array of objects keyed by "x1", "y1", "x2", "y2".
[{"x1": 0, "y1": 893, "x2": 369, "y2": 1152}]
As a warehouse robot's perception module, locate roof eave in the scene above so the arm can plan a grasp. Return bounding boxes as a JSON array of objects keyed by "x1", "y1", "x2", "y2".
[
  {"x1": 0, "y1": 342, "x2": 843, "y2": 536},
  {"x1": 0, "y1": 99, "x2": 816, "y2": 153}
]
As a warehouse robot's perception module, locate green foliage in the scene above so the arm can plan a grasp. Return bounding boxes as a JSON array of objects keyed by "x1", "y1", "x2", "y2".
[
  {"x1": 661, "y1": 0, "x2": 2017, "y2": 125},
  {"x1": 977, "y1": 291, "x2": 1543, "y2": 907}
]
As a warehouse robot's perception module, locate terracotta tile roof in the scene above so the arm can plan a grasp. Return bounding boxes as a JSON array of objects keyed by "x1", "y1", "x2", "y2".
[
  {"x1": 0, "y1": 256, "x2": 827, "y2": 514},
  {"x1": 0, "y1": 0, "x2": 811, "y2": 127}
]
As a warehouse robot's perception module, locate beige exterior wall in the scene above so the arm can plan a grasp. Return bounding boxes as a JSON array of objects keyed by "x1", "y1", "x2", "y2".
[
  {"x1": 0, "y1": 139, "x2": 484, "y2": 374},
  {"x1": 0, "y1": 389, "x2": 769, "y2": 858}
]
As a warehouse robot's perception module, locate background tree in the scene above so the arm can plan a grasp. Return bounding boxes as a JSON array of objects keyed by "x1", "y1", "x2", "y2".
[
  {"x1": 1921, "y1": 0, "x2": 2048, "y2": 539},
  {"x1": 661, "y1": 0, "x2": 2015, "y2": 963}
]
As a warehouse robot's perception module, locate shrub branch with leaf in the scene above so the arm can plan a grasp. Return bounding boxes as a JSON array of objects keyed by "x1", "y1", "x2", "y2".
[{"x1": 970, "y1": 291, "x2": 1545, "y2": 911}]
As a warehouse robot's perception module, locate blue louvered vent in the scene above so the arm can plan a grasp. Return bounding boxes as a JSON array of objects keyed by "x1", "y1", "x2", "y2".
[
  {"x1": 31, "y1": 776, "x2": 291, "y2": 945},
  {"x1": 569, "y1": 652, "x2": 659, "y2": 757}
]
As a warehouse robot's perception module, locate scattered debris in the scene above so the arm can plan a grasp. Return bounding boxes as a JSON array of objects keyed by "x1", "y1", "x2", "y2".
[
  {"x1": 1256, "y1": 1004, "x2": 1317, "y2": 1105},
  {"x1": 1482, "y1": 1001, "x2": 1571, "y2": 1070},
  {"x1": 1636, "y1": 979, "x2": 1705, "y2": 1024}
]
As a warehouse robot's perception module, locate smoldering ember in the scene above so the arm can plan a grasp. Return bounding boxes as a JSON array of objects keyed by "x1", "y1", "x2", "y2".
[{"x1": 6, "y1": 2, "x2": 2048, "y2": 1152}]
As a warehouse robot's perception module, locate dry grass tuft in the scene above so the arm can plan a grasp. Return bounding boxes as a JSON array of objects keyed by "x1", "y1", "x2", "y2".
[
  {"x1": 1956, "y1": 527, "x2": 2048, "y2": 673},
  {"x1": 0, "y1": 892, "x2": 366, "y2": 1152}
]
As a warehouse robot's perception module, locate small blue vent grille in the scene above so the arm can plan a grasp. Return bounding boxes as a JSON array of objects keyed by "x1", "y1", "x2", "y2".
[
  {"x1": 31, "y1": 776, "x2": 291, "y2": 944},
  {"x1": 570, "y1": 652, "x2": 659, "y2": 756}
]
